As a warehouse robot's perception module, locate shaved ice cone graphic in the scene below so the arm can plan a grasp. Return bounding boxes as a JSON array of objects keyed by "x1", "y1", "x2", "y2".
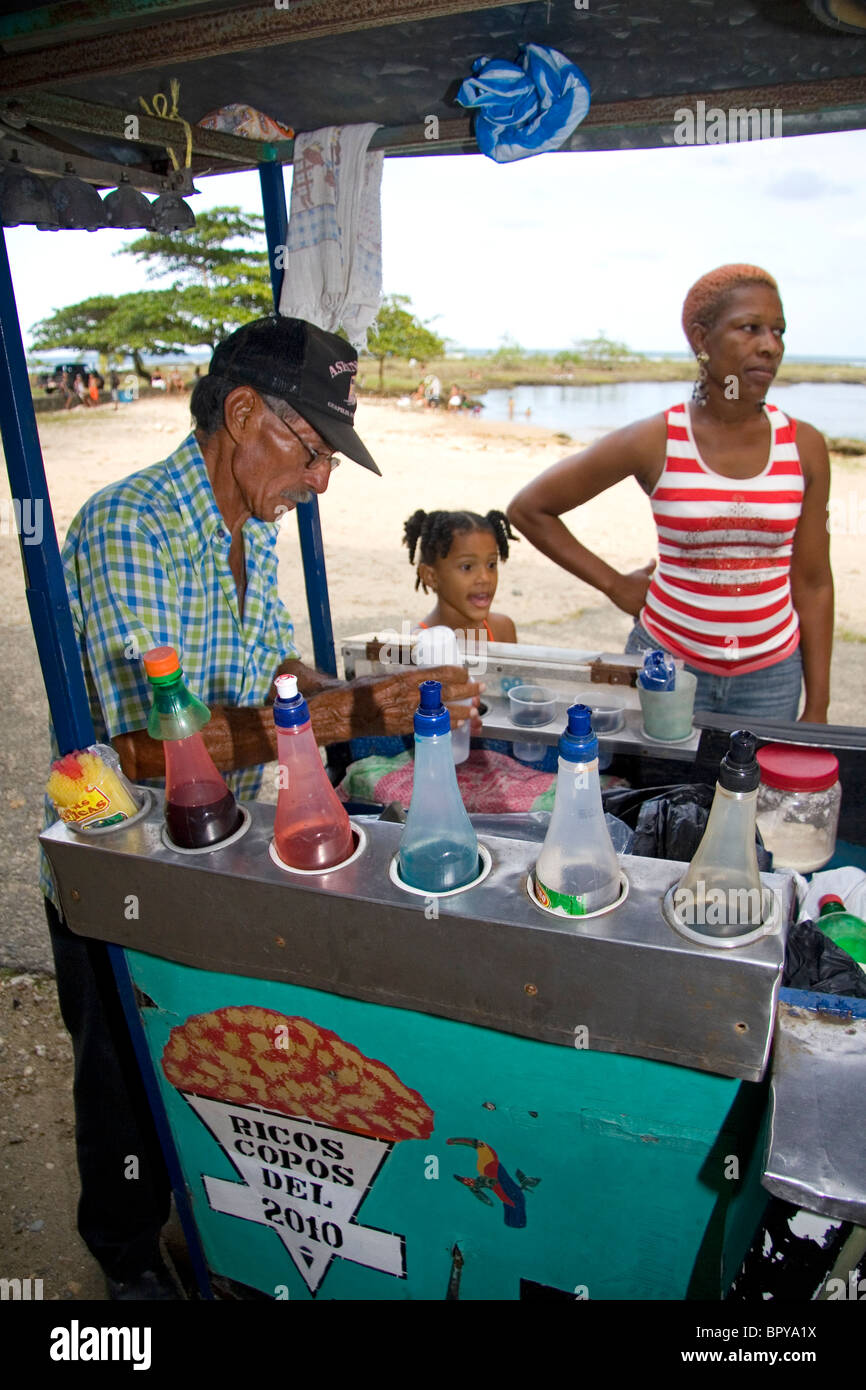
[{"x1": 161, "y1": 1006, "x2": 433, "y2": 1294}]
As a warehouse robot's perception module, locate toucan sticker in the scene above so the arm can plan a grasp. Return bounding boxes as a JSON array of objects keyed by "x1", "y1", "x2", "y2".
[
  {"x1": 161, "y1": 1006, "x2": 434, "y2": 1295},
  {"x1": 448, "y1": 1137, "x2": 541, "y2": 1228}
]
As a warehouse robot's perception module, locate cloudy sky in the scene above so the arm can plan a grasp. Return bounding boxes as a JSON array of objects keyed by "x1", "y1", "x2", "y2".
[{"x1": 6, "y1": 127, "x2": 865, "y2": 360}]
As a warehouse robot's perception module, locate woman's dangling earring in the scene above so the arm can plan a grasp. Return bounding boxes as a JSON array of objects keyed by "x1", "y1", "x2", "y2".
[{"x1": 692, "y1": 350, "x2": 710, "y2": 407}]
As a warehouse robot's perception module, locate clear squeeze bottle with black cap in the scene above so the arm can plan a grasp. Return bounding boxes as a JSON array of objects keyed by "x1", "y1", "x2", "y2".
[
  {"x1": 675, "y1": 730, "x2": 764, "y2": 933},
  {"x1": 398, "y1": 680, "x2": 479, "y2": 893},
  {"x1": 534, "y1": 704, "x2": 621, "y2": 916}
]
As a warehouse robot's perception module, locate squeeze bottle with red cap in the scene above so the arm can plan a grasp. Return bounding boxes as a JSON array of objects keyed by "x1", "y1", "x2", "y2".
[
  {"x1": 272, "y1": 675, "x2": 354, "y2": 871},
  {"x1": 144, "y1": 646, "x2": 242, "y2": 849}
]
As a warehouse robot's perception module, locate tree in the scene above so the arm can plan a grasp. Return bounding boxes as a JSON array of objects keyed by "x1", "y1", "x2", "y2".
[
  {"x1": 490, "y1": 334, "x2": 526, "y2": 370},
  {"x1": 556, "y1": 331, "x2": 641, "y2": 366},
  {"x1": 30, "y1": 207, "x2": 274, "y2": 381},
  {"x1": 366, "y1": 294, "x2": 445, "y2": 390},
  {"x1": 122, "y1": 206, "x2": 273, "y2": 348},
  {"x1": 30, "y1": 292, "x2": 193, "y2": 383}
]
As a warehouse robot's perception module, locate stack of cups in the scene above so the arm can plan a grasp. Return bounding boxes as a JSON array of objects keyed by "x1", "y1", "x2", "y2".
[{"x1": 413, "y1": 626, "x2": 471, "y2": 764}]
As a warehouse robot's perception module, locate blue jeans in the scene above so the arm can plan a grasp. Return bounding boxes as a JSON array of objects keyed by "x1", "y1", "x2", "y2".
[{"x1": 625, "y1": 621, "x2": 803, "y2": 721}]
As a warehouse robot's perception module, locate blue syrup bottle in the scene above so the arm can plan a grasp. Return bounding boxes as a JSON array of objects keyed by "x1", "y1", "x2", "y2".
[{"x1": 398, "y1": 680, "x2": 479, "y2": 893}]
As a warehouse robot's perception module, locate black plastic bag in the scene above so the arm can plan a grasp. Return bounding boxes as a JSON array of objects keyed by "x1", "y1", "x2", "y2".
[
  {"x1": 602, "y1": 782, "x2": 772, "y2": 869},
  {"x1": 782, "y1": 918, "x2": 866, "y2": 998}
]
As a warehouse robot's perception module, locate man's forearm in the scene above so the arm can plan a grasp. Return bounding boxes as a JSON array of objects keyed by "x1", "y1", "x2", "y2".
[
  {"x1": 112, "y1": 666, "x2": 480, "y2": 782},
  {"x1": 113, "y1": 684, "x2": 389, "y2": 782},
  {"x1": 272, "y1": 657, "x2": 345, "y2": 701},
  {"x1": 113, "y1": 705, "x2": 280, "y2": 781}
]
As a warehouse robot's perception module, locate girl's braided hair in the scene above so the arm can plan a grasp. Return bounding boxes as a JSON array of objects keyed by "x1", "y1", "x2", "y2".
[{"x1": 403, "y1": 509, "x2": 518, "y2": 591}]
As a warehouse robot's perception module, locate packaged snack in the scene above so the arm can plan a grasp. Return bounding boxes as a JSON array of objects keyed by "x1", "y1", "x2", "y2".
[{"x1": 46, "y1": 743, "x2": 140, "y2": 829}]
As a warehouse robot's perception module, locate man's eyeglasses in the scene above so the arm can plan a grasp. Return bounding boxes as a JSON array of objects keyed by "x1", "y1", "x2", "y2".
[{"x1": 267, "y1": 404, "x2": 340, "y2": 471}]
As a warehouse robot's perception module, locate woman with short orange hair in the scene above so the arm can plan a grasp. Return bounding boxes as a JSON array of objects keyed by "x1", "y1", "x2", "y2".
[{"x1": 508, "y1": 265, "x2": 833, "y2": 723}]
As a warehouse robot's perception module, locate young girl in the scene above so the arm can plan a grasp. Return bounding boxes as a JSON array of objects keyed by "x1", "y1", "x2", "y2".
[{"x1": 403, "y1": 508, "x2": 518, "y2": 642}]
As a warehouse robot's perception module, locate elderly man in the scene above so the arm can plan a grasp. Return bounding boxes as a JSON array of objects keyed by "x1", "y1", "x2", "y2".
[{"x1": 42, "y1": 315, "x2": 481, "y2": 1299}]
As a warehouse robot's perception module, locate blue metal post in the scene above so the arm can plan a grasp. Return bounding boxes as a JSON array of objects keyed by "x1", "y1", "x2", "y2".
[
  {"x1": 0, "y1": 228, "x2": 94, "y2": 752},
  {"x1": 258, "y1": 161, "x2": 337, "y2": 677}
]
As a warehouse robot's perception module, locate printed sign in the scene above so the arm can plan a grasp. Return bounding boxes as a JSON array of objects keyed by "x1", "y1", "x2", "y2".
[
  {"x1": 161, "y1": 1006, "x2": 434, "y2": 1296},
  {"x1": 186, "y1": 1095, "x2": 405, "y2": 1292}
]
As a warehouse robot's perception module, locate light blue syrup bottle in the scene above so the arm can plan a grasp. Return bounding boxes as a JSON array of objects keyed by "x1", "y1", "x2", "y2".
[{"x1": 398, "y1": 680, "x2": 479, "y2": 893}]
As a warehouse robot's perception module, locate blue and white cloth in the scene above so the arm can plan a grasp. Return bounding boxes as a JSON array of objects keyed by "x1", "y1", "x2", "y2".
[{"x1": 456, "y1": 44, "x2": 591, "y2": 163}]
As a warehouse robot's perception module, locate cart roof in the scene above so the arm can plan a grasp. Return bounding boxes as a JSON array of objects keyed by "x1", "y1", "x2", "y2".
[{"x1": 1, "y1": 0, "x2": 865, "y2": 183}]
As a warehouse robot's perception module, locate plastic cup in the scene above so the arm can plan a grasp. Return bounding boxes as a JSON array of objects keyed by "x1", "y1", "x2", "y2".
[
  {"x1": 508, "y1": 685, "x2": 556, "y2": 727},
  {"x1": 414, "y1": 625, "x2": 470, "y2": 764},
  {"x1": 512, "y1": 741, "x2": 545, "y2": 763},
  {"x1": 638, "y1": 670, "x2": 697, "y2": 742}
]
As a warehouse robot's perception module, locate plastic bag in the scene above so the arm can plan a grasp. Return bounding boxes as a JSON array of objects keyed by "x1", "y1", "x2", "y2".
[
  {"x1": 782, "y1": 918, "x2": 866, "y2": 998},
  {"x1": 602, "y1": 782, "x2": 772, "y2": 869}
]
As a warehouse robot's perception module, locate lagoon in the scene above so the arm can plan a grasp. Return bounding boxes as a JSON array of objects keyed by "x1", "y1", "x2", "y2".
[{"x1": 479, "y1": 380, "x2": 866, "y2": 442}]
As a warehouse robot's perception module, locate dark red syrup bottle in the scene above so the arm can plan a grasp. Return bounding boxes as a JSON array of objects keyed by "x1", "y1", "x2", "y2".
[{"x1": 143, "y1": 646, "x2": 242, "y2": 849}]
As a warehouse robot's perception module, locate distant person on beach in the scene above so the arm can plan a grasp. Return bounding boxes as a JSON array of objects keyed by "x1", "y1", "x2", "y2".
[
  {"x1": 507, "y1": 395, "x2": 515, "y2": 420},
  {"x1": 88, "y1": 372, "x2": 100, "y2": 406},
  {"x1": 448, "y1": 384, "x2": 465, "y2": 411},
  {"x1": 423, "y1": 374, "x2": 441, "y2": 408},
  {"x1": 508, "y1": 263, "x2": 833, "y2": 722},
  {"x1": 151, "y1": 369, "x2": 166, "y2": 391},
  {"x1": 73, "y1": 372, "x2": 91, "y2": 408},
  {"x1": 109, "y1": 370, "x2": 120, "y2": 410},
  {"x1": 61, "y1": 370, "x2": 75, "y2": 410},
  {"x1": 403, "y1": 508, "x2": 519, "y2": 642}
]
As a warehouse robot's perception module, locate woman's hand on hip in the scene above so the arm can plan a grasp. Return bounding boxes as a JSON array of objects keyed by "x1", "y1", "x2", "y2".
[{"x1": 609, "y1": 560, "x2": 656, "y2": 617}]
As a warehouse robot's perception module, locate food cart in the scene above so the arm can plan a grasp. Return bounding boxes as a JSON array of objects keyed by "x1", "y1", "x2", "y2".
[{"x1": 2, "y1": 0, "x2": 866, "y2": 1303}]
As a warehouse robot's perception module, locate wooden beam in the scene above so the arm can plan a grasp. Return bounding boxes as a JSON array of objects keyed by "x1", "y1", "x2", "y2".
[
  {"x1": 3, "y1": 92, "x2": 291, "y2": 166},
  {"x1": 0, "y1": 130, "x2": 196, "y2": 194},
  {"x1": 0, "y1": 0, "x2": 518, "y2": 90},
  {"x1": 0, "y1": 0, "x2": 218, "y2": 45}
]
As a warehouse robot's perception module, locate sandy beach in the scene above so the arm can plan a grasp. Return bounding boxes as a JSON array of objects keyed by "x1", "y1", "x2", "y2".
[{"x1": 3, "y1": 391, "x2": 864, "y2": 723}]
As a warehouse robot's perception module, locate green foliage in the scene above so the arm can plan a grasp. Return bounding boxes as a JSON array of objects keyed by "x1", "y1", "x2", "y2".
[
  {"x1": 120, "y1": 205, "x2": 272, "y2": 349},
  {"x1": 30, "y1": 291, "x2": 191, "y2": 380},
  {"x1": 123, "y1": 207, "x2": 269, "y2": 286},
  {"x1": 489, "y1": 334, "x2": 526, "y2": 369},
  {"x1": 556, "y1": 331, "x2": 641, "y2": 366},
  {"x1": 30, "y1": 207, "x2": 274, "y2": 378},
  {"x1": 366, "y1": 294, "x2": 445, "y2": 388}
]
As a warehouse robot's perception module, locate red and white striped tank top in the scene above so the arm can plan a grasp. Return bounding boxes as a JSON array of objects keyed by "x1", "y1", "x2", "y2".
[{"x1": 640, "y1": 402, "x2": 804, "y2": 676}]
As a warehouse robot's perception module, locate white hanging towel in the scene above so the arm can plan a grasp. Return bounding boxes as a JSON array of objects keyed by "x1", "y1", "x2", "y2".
[{"x1": 278, "y1": 123, "x2": 383, "y2": 350}]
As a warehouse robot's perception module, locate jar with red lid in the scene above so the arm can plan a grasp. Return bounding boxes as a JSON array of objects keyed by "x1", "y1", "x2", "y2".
[{"x1": 755, "y1": 744, "x2": 841, "y2": 872}]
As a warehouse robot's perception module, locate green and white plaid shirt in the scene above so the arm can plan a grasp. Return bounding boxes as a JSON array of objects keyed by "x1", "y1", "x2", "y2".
[{"x1": 41, "y1": 431, "x2": 298, "y2": 908}]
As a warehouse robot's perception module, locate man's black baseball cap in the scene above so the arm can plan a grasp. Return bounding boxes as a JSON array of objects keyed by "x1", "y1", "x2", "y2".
[{"x1": 208, "y1": 315, "x2": 381, "y2": 475}]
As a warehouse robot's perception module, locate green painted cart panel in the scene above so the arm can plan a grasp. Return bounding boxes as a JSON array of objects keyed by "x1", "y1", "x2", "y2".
[{"x1": 126, "y1": 947, "x2": 769, "y2": 1301}]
